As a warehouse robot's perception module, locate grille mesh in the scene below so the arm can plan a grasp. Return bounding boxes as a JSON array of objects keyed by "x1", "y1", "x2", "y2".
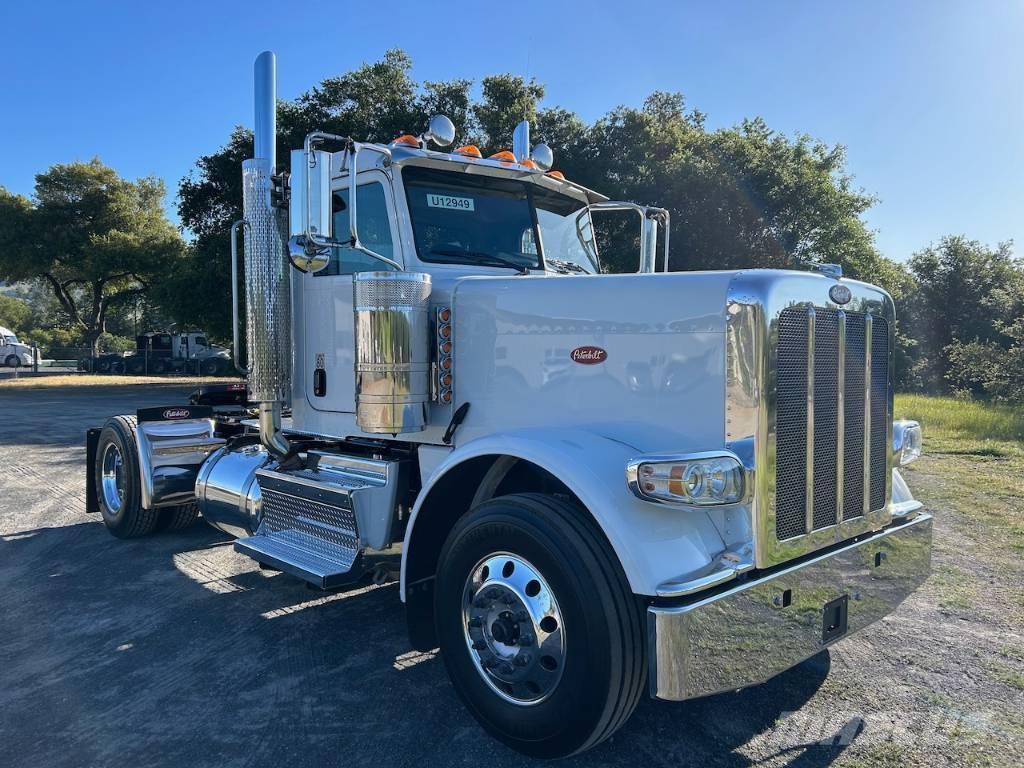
[
  {"x1": 870, "y1": 318, "x2": 890, "y2": 511},
  {"x1": 812, "y1": 312, "x2": 839, "y2": 530},
  {"x1": 775, "y1": 310, "x2": 809, "y2": 541},
  {"x1": 775, "y1": 306, "x2": 889, "y2": 541},
  {"x1": 843, "y1": 314, "x2": 866, "y2": 520}
]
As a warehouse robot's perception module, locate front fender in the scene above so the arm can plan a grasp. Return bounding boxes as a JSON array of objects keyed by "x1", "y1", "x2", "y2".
[{"x1": 400, "y1": 427, "x2": 729, "y2": 599}]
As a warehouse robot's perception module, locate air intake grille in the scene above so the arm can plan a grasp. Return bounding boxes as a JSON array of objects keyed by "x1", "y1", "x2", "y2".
[{"x1": 774, "y1": 307, "x2": 890, "y2": 541}]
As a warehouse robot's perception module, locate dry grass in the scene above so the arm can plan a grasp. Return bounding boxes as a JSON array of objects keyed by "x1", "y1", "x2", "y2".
[{"x1": 0, "y1": 374, "x2": 238, "y2": 390}]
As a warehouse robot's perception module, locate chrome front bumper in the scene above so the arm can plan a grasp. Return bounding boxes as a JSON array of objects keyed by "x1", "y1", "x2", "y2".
[{"x1": 648, "y1": 513, "x2": 932, "y2": 701}]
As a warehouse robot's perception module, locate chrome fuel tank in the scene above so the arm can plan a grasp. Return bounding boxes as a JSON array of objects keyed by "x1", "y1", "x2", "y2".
[{"x1": 195, "y1": 444, "x2": 274, "y2": 537}]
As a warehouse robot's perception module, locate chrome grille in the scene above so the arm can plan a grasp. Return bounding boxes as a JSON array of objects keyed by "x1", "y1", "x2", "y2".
[{"x1": 774, "y1": 306, "x2": 890, "y2": 541}]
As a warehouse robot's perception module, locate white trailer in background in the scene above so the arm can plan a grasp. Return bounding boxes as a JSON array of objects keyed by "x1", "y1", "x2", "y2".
[{"x1": 86, "y1": 52, "x2": 931, "y2": 757}]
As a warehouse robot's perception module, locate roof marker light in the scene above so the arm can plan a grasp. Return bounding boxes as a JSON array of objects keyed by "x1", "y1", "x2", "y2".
[
  {"x1": 392, "y1": 134, "x2": 420, "y2": 147},
  {"x1": 489, "y1": 150, "x2": 516, "y2": 162},
  {"x1": 520, "y1": 159, "x2": 538, "y2": 169},
  {"x1": 453, "y1": 145, "x2": 482, "y2": 158},
  {"x1": 546, "y1": 170, "x2": 565, "y2": 180}
]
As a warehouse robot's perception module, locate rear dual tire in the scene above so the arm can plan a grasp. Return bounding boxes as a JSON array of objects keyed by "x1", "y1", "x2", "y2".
[
  {"x1": 435, "y1": 493, "x2": 646, "y2": 758},
  {"x1": 94, "y1": 416, "x2": 199, "y2": 538}
]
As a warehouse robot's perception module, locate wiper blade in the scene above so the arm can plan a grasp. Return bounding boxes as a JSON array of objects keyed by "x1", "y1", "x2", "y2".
[
  {"x1": 545, "y1": 258, "x2": 589, "y2": 274},
  {"x1": 429, "y1": 248, "x2": 531, "y2": 275}
]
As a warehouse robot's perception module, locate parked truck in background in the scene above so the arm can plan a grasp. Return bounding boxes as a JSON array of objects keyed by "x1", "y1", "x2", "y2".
[
  {"x1": 84, "y1": 331, "x2": 232, "y2": 375},
  {"x1": 85, "y1": 52, "x2": 931, "y2": 757},
  {"x1": 1, "y1": 325, "x2": 38, "y2": 368}
]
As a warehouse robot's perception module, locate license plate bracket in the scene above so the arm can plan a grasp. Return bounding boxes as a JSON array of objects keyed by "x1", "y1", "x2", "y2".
[{"x1": 822, "y1": 594, "x2": 849, "y2": 644}]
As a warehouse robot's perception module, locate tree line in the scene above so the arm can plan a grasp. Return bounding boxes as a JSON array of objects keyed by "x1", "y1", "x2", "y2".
[{"x1": 0, "y1": 50, "x2": 1020, "y2": 399}]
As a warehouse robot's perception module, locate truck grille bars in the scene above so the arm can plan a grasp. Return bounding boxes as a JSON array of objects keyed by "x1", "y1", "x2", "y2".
[
  {"x1": 775, "y1": 307, "x2": 890, "y2": 541},
  {"x1": 724, "y1": 272, "x2": 895, "y2": 568}
]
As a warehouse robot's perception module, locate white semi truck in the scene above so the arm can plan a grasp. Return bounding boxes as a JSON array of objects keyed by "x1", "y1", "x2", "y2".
[{"x1": 86, "y1": 52, "x2": 931, "y2": 757}]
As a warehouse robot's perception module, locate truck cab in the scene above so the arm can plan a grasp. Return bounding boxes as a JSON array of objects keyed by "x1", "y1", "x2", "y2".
[
  {"x1": 1, "y1": 326, "x2": 36, "y2": 368},
  {"x1": 86, "y1": 51, "x2": 932, "y2": 758}
]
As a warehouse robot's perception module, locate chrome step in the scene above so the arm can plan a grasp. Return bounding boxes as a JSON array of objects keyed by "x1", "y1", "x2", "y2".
[
  {"x1": 235, "y1": 531, "x2": 360, "y2": 589},
  {"x1": 232, "y1": 452, "x2": 400, "y2": 589}
]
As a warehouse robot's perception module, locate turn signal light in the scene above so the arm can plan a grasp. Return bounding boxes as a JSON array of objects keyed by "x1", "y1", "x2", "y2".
[{"x1": 436, "y1": 306, "x2": 454, "y2": 405}]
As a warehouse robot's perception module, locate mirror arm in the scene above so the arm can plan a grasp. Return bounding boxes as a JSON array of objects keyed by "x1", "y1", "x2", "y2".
[{"x1": 347, "y1": 142, "x2": 402, "y2": 270}]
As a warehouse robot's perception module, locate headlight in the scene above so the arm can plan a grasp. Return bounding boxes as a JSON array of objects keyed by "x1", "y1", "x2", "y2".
[
  {"x1": 626, "y1": 452, "x2": 745, "y2": 506},
  {"x1": 893, "y1": 420, "x2": 923, "y2": 466}
]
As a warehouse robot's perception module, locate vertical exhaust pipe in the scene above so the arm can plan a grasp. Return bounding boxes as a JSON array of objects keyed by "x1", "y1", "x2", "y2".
[{"x1": 243, "y1": 51, "x2": 291, "y2": 456}]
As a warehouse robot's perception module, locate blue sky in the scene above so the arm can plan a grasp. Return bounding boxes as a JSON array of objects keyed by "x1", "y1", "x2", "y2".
[{"x1": 0, "y1": 1, "x2": 1021, "y2": 262}]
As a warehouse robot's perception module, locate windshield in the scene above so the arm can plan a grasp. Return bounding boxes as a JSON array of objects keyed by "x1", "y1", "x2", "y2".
[
  {"x1": 402, "y1": 166, "x2": 598, "y2": 273},
  {"x1": 3, "y1": 334, "x2": 19, "y2": 345}
]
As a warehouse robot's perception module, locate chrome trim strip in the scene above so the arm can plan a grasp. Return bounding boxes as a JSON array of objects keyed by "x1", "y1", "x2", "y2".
[
  {"x1": 835, "y1": 309, "x2": 846, "y2": 525},
  {"x1": 648, "y1": 513, "x2": 932, "y2": 701},
  {"x1": 805, "y1": 307, "x2": 815, "y2": 535},
  {"x1": 863, "y1": 314, "x2": 873, "y2": 517}
]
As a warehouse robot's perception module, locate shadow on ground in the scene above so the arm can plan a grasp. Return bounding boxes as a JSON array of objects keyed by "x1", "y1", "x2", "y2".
[{"x1": 0, "y1": 519, "x2": 861, "y2": 768}]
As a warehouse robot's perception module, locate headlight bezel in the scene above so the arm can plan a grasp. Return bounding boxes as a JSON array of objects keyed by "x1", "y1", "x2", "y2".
[
  {"x1": 626, "y1": 451, "x2": 748, "y2": 507},
  {"x1": 893, "y1": 419, "x2": 923, "y2": 466}
]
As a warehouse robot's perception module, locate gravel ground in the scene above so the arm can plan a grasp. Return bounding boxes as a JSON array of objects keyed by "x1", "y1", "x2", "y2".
[{"x1": 1, "y1": 384, "x2": 1020, "y2": 768}]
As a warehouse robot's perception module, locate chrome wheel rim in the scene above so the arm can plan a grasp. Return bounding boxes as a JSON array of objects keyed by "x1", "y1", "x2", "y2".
[
  {"x1": 462, "y1": 552, "x2": 566, "y2": 706},
  {"x1": 100, "y1": 442, "x2": 126, "y2": 514}
]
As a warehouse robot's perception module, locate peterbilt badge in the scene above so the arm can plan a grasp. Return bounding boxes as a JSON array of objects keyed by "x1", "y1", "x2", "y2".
[
  {"x1": 570, "y1": 346, "x2": 607, "y2": 365},
  {"x1": 829, "y1": 284, "x2": 852, "y2": 305}
]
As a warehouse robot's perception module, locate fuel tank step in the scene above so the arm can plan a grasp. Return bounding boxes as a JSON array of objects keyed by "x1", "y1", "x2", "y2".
[
  {"x1": 232, "y1": 452, "x2": 400, "y2": 589},
  {"x1": 235, "y1": 531, "x2": 360, "y2": 589}
]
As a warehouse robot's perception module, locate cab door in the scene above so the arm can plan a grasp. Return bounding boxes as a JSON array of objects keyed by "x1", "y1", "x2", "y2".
[{"x1": 303, "y1": 171, "x2": 401, "y2": 413}]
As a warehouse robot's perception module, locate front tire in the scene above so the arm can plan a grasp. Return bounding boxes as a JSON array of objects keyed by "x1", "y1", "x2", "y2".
[
  {"x1": 94, "y1": 416, "x2": 159, "y2": 538},
  {"x1": 6, "y1": 354, "x2": 19, "y2": 368},
  {"x1": 435, "y1": 493, "x2": 646, "y2": 758}
]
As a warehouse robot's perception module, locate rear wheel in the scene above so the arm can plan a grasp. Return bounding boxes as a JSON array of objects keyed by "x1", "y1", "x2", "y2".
[
  {"x1": 126, "y1": 357, "x2": 145, "y2": 375},
  {"x1": 200, "y1": 357, "x2": 223, "y2": 376},
  {"x1": 150, "y1": 358, "x2": 167, "y2": 374},
  {"x1": 157, "y1": 503, "x2": 200, "y2": 532},
  {"x1": 94, "y1": 416, "x2": 159, "y2": 538},
  {"x1": 435, "y1": 493, "x2": 646, "y2": 758}
]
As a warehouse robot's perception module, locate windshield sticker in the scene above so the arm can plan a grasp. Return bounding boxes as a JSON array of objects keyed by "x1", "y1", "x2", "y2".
[{"x1": 427, "y1": 194, "x2": 475, "y2": 211}]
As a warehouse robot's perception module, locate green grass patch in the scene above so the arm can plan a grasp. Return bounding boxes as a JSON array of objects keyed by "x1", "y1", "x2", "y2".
[{"x1": 896, "y1": 395, "x2": 1024, "y2": 445}]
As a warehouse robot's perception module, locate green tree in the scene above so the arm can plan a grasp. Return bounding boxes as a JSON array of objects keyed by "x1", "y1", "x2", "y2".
[
  {"x1": 0, "y1": 294, "x2": 30, "y2": 331},
  {"x1": 0, "y1": 159, "x2": 184, "y2": 355},
  {"x1": 905, "y1": 236, "x2": 1020, "y2": 391}
]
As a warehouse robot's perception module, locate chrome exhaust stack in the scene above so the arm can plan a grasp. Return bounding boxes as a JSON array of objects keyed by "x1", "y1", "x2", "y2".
[{"x1": 243, "y1": 51, "x2": 291, "y2": 456}]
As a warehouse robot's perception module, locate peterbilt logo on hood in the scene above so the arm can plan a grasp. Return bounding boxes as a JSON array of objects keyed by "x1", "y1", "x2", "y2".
[
  {"x1": 570, "y1": 346, "x2": 608, "y2": 365},
  {"x1": 829, "y1": 284, "x2": 853, "y2": 305},
  {"x1": 162, "y1": 408, "x2": 191, "y2": 420}
]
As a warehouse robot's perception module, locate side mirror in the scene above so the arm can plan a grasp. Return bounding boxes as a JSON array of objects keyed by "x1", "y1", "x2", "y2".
[
  {"x1": 423, "y1": 115, "x2": 456, "y2": 147},
  {"x1": 288, "y1": 148, "x2": 332, "y2": 272}
]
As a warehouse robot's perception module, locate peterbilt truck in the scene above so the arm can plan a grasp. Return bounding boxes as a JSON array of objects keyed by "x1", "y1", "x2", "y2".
[{"x1": 85, "y1": 52, "x2": 931, "y2": 758}]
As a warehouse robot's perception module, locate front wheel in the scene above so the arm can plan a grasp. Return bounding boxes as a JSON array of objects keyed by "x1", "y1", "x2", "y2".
[
  {"x1": 5, "y1": 355, "x2": 19, "y2": 368},
  {"x1": 435, "y1": 493, "x2": 646, "y2": 758}
]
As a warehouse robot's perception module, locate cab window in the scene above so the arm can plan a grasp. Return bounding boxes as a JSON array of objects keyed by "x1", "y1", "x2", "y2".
[{"x1": 317, "y1": 181, "x2": 396, "y2": 276}]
